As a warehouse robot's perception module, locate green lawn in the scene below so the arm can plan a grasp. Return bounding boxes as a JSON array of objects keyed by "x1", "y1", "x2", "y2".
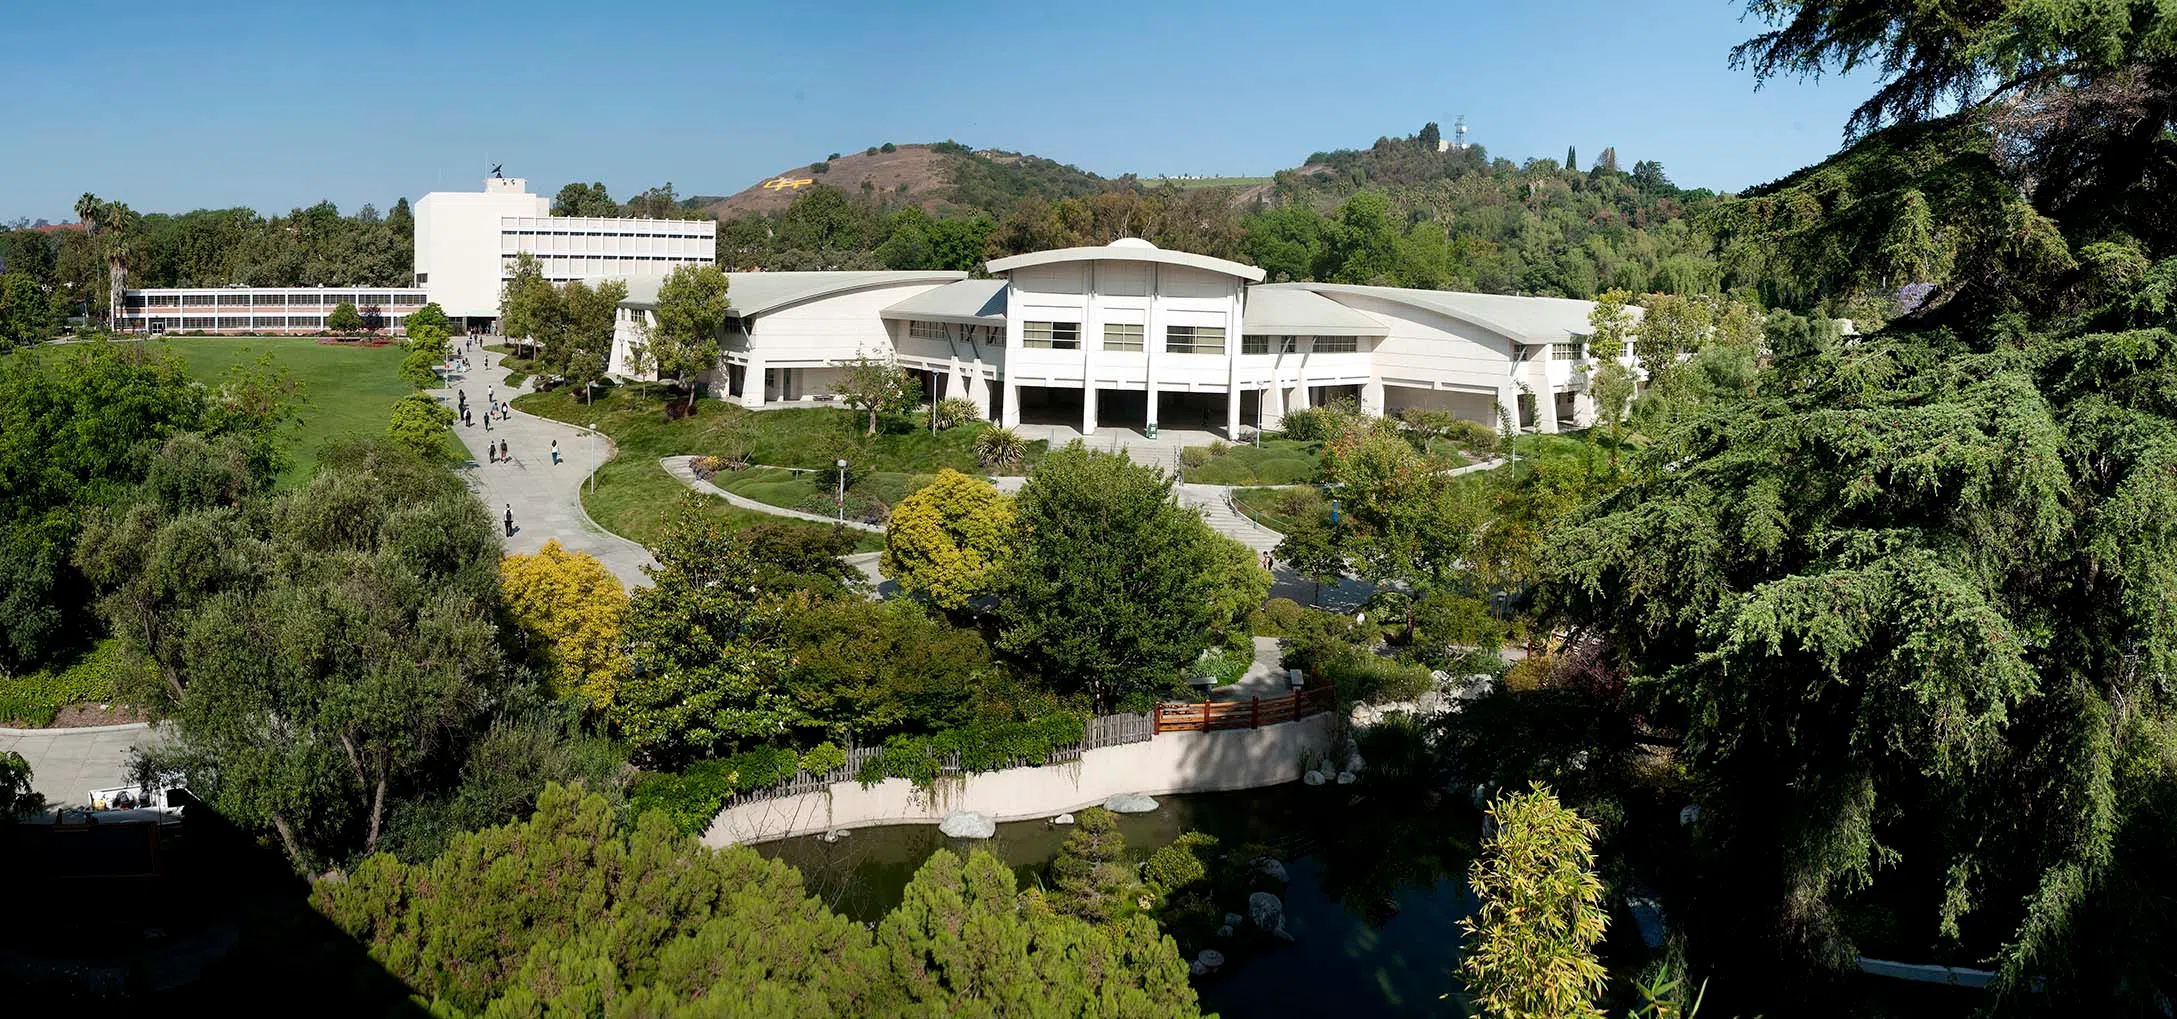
[
  {"x1": 1232, "y1": 485, "x2": 1330, "y2": 534},
  {"x1": 715, "y1": 465, "x2": 940, "y2": 523},
  {"x1": 1182, "y1": 438, "x2": 1321, "y2": 486},
  {"x1": 513, "y1": 384, "x2": 1042, "y2": 551},
  {"x1": 153, "y1": 335, "x2": 458, "y2": 484}
]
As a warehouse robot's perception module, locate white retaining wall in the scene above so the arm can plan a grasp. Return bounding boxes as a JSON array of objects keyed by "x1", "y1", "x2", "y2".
[{"x1": 703, "y1": 713, "x2": 1333, "y2": 847}]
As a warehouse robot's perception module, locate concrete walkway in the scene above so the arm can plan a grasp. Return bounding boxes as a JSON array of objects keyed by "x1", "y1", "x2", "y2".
[
  {"x1": 434, "y1": 347, "x2": 657, "y2": 589},
  {"x1": 658, "y1": 456, "x2": 883, "y2": 533},
  {"x1": 0, "y1": 722, "x2": 162, "y2": 807}
]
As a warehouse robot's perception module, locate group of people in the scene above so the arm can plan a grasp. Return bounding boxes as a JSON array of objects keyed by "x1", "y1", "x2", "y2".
[{"x1": 457, "y1": 387, "x2": 511, "y2": 431}]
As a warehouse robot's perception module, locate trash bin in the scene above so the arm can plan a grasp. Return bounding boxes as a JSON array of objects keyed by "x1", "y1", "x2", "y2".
[{"x1": 1144, "y1": 423, "x2": 1159, "y2": 439}]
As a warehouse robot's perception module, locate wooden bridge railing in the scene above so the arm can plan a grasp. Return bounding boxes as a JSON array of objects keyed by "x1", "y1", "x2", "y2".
[{"x1": 1152, "y1": 685, "x2": 1336, "y2": 734}]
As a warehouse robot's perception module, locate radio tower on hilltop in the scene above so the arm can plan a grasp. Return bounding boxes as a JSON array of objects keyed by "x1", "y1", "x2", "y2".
[{"x1": 1436, "y1": 115, "x2": 1471, "y2": 153}]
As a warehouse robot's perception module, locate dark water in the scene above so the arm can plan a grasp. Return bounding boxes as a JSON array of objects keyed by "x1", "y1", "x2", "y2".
[{"x1": 756, "y1": 782, "x2": 1484, "y2": 1018}]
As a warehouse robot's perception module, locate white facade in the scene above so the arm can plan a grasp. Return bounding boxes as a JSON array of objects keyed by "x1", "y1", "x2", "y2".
[
  {"x1": 611, "y1": 239, "x2": 1624, "y2": 436},
  {"x1": 118, "y1": 286, "x2": 429, "y2": 335},
  {"x1": 415, "y1": 177, "x2": 716, "y2": 324}
]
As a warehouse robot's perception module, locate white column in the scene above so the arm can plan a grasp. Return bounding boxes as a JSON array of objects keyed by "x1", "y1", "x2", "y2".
[
  {"x1": 1361, "y1": 378, "x2": 1386, "y2": 417},
  {"x1": 1002, "y1": 380, "x2": 1021, "y2": 428},
  {"x1": 1082, "y1": 385, "x2": 1098, "y2": 435},
  {"x1": 1572, "y1": 391, "x2": 1597, "y2": 428},
  {"x1": 1495, "y1": 382, "x2": 1521, "y2": 433},
  {"x1": 1080, "y1": 262, "x2": 1099, "y2": 436},
  {"x1": 1143, "y1": 264, "x2": 1160, "y2": 434},
  {"x1": 1262, "y1": 378, "x2": 1287, "y2": 430},
  {"x1": 970, "y1": 374, "x2": 992, "y2": 418},
  {"x1": 1536, "y1": 383, "x2": 1560, "y2": 434},
  {"x1": 742, "y1": 356, "x2": 766, "y2": 409},
  {"x1": 1226, "y1": 384, "x2": 1243, "y2": 438}
]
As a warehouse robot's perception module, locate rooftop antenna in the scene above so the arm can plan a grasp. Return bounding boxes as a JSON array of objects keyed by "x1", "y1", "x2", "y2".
[
  {"x1": 1454, "y1": 116, "x2": 1469, "y2": 151},
  {"x1": 490, "y1": 162, "x2": 504, "y2": 179}
]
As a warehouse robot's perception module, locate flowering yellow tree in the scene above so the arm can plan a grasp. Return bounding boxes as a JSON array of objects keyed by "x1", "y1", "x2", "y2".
[
  {"x1": 500, "y1": 540, "x2": 630, "y2": 710},
  {"x1": 881, "y1": 469, "x2": 1014, "y2": 612}
]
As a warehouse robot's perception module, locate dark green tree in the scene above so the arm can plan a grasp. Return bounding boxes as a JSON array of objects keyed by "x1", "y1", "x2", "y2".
[{"x1": 995, "y1": 444, "x2": 1238, "y2": 710}]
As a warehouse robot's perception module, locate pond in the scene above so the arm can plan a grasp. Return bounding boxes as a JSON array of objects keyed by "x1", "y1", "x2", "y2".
[{"x1": 757, "y1": 781, "x2": 1485, "y2": 1018}]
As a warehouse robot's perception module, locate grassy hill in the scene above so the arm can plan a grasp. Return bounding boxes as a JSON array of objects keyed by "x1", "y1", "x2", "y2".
[{"x1": 704, "y1": 142, "x2": 1119, "y2": 220}]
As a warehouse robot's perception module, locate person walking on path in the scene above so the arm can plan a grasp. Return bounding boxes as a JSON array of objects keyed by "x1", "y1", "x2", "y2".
[
  {"x1": 550, "y1": 440, "x2": 560, "y2": 465},
  {"x1": 504, "y1": 505, "x2": 515, "y2": 537},
  {"x1": 487, "y1": 443, "x2": 497, "y2": 464},
  {"x1": 484, "y1": 410, "x2": 492, "y2": 431},
  {"x1": 499, "y1": 439, "x2": 509, "y2": 463}
]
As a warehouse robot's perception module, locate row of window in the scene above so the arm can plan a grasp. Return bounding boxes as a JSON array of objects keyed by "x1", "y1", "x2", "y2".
[
  {"x1": 127, "y1": 292, "x2": 425, "y2": 309},
  {"x1": 1550, "y1": 342, "x2": 1587, "y2": 360},
  {"x1": 1015, "y1": 322, "x2": 1360, "y2": 356}
]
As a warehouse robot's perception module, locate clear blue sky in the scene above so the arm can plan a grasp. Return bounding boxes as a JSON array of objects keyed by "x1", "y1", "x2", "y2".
[{"x1": 0, "y1": 0, "x2": 1870, "y2": 223}]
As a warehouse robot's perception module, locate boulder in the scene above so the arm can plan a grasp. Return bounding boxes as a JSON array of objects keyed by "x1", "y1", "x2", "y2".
[
  {"x1": 1216, "y1": 925, "x2": 1235, "y2": 938},
  {"x1": 939, "y1": 810, "x2": 996, "y2": 839},
  {"x1": 1249, "y1": 891, "x2": 1294, "y2": 941},
  {"x1": 1679, "y1": 804, "x2": 1703, "y2": 827},
  {"x1": 1191, "y1": 960, "x2": 1207, "y2": 977},
  {"x1": 1303, "y1": 770, "x2": 1327, "y2": 786},
  {"x1": 1344, "y1": 750, "x2": 1366, "y2": 774},
  {"x1": 1224, "y1": 912, "x2": 1244, "y2": 928},
  {"x1": 818, "y1": 829, "x2": 850, "y2": 844},
  {"x1": 1052, "y1": 813, "x2": 1076, "y2": 825},
  {"x1": 1255, "y1": 857, "x2": 1289, "y2": 883},
  {"x1": 1104, "y1": 792, "x2": 1159, "y2": 814},
  {"x1": 1197, "y1": 949, "x2": 1225, "y2": 971},
  {"x1": 1335, "y1": 770, "x2": 1357, "y2": 785}
]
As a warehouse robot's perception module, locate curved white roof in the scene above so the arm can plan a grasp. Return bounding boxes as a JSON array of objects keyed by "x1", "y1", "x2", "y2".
[
  {"x1": 1241, "y1": 287, "x2": 1388, "y2": 337},
  {"x1": 880, "y1": 278, "x2": 1008, "y2": 325},
  {"x1": 1260, "y1": 282, "x2": 1618, "y2": 346},
  {"x1": 986, "y1": 238, "x2": 1266, "y2": 283},
  {"x1": 618, "y1": 270, "x2": 966, "y2": 317}
]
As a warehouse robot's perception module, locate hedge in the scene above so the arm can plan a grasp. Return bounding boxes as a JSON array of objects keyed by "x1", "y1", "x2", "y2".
[
  {"x1": 626, "y1": 745, "x2": 799, "y2": 837},
  {"x1": 857, "y1": 714, "x2": 1088, "y2": 787}
]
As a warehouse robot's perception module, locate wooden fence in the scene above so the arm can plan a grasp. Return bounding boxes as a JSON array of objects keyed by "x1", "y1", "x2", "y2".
[
  {"x1": 1151, "y1": 686, "x2": 1337, "y2": 734},
  {"x1": 716, "y1": 713, "x2": 1156, "y2": 813}
]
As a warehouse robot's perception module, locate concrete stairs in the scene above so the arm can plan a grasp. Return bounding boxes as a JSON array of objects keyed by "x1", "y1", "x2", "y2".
[{"x1": 1179, "y1": 484, "x2": 1282, "y2": 552}]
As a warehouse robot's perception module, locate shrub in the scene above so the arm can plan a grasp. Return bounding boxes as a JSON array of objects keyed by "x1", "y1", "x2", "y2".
[
  {"x1": 1143, "y1": 831, "x2": 1220, "y2": 897},
  {"x1": 1329, "y1": 653, "x2": 1435, "y2": 704},
  {"x1": 1178, "y1": 447, "x2": 1212, "y2": 470},
  {"x1": 828, "y1": 152, "x2": 842, "y2": 160},
  {"x1": 1279, "y1": 406, "x2": 1340, "y2": 442},
  {"x1": 880, "y1": 142, "x2": 897, "y2": 153},
  {"x1": 690, "y1": 455, "x2": 727, "y2": 479},
  {"x1": 0, "y1": 640, "x2": 127, "y2": 727},
  {"x1": 933, "y1": 397, "x2": 982, "y2": 430},
  {"x1": 810, "y1": 161, "x2": 831, "y2": 174},
  {"x1": 1249, "y1": 597, "x2": 1306, "y2": 636},
  {"x1": 398, "y1": 348, "x2": 442, "y2": 389},
  {"x1": 1189, "y1": 646, "x2": 1251, "y2": 688},
  {"x1": 856, "y1": 713, "x2": 1088, "y2": 787},
  {"x1": 800, "y1": 741, "x2": 847, "y2": 777},
  {"x1": 1207, "y1": 439, "x2": 1230, "y2": 457},
  {"x1": 626, "y1": 745, "x2": 800, "y2": 837},
  {"x1": 864, "y1": 146, "x2": 879, "y2": 156},
  {"x1": 974, "y1": 426, "x2": 1028, "y2": 472},
  {"x1": 1503, "y1": 652, "x2": 1558, "y2": 693}
]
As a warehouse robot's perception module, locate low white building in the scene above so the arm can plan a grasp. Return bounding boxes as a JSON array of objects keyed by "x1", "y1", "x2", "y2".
[
  {"x1": 415, "y1": 176, "x2": 715, "y2": 329},
  {"x1": 117, "y1": 286, "x2": 429, "y2": 335},
  {"x1": 610, "y1": 238, "x2": 1625, "y2": 435}
]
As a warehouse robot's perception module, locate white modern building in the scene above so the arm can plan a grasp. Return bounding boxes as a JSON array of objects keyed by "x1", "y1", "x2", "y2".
[
  {"x1": 116, "y1": 286, "x2": 430, "y2": 335},
  {"x1": 415, "y1": 177, "x2": 716, "y2": 328},
  {"x1": 609, "y1": 238, "x2": 1624, "y2": 435}
]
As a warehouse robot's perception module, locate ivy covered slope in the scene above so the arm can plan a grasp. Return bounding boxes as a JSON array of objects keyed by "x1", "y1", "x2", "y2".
[{"x1": 1542, "y1": 0, "x2": 2177, "y2": 1010}]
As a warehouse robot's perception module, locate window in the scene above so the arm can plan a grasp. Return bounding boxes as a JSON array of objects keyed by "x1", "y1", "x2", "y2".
[
  {"x1": 218, "y1": 316, "x2": 250, "y2": 330},
  {"x1": 1551, "y1": 341, "x2": 1585, "y2": 360},
  {"x1": 218, "y1": 293, "x2": 251, "y2": 307},
  {"x1": 1314, "y1": 336, "x2": 1358, "y2": 354},
  {"x1": 416, "y1": 272, "x2": 428, "y2": 284},
  {"x1": 1165, "y1": 325, "x2": 1225, "y2": 355},
  {"x1": 909, "y1": 321, "x2": 946, "y2": 341},
  {"x1": 1023, "y1": 321, "x2": 1080, "y2": 349},
  {"x1": 1243, "y1": 335, "x2": 1295, "y2": 355},
  {"x1": 1103, "y1": 323, "x2": 1144, "y2": 352},
  {"x1": 980, "y1": 326, "x2": 1002, "y2": 346}
]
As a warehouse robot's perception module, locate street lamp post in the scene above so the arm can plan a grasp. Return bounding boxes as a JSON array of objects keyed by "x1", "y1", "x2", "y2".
[
  {"x1": 588, "y1": 423, "x2": 598, "y2": 495},
  {"x1": 835, "y1": 458, "x2": 848, "y2": 523}
]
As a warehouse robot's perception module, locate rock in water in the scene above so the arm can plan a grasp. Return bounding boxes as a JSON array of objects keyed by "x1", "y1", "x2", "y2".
[
  {"x1": 939, "y1": 810, "x2": 996, "y2": 839},
  {"x1": 1216, "y1": 925, "x2": 1235, "y2": 938},
  {"x1": 1249, "y1": 891, "x2": 1293, "y2": 941},
  {"x1": 1255, "y1": 857, "x2": 1290, "y2": 882},
  {"x1": 1303, "y1": 770, "x2": 1327, "y2": 786},
  {"x1": 1197, "y1": 949, "x2": 1225, "y2": 971},
  {"x1": 1335, "y1": 770, "x2": 1357, "y2": 785},
  {"x1": 1344, "y1": 751, "x2": 1365, "y2": 774},
  {"x1": 1191, "y1": 960, "x2": 1207, "y2": 976},
  {"x1": 1104, "y1": 792, "x2": 1159, "y2": 813},
  {"x1": 1223, "y1": 912, "x2": 1244, "y2": 928},
  {"x1": 1052, "y1": 813, "x2": 1075, "y2": 825}
]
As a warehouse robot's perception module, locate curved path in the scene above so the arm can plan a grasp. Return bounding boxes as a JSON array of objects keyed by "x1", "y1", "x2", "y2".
[
  {"x1": 658, "y1": 456, "x2": 883, "y2": 533},
  {"x1": 432, "y1": 348, "x2": 657, "y2": 589}
]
